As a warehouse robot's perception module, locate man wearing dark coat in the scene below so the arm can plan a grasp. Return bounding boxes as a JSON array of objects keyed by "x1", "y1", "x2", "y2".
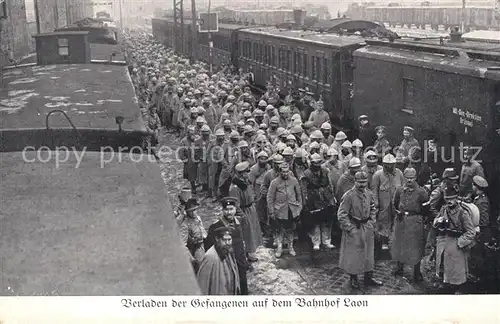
[
  {"x1": 337, "y1": 171, "x2": 384, "y2": 289},
  {"x1": 357, "y1": 115, "x2": 376, "y2": 149},
  {"x1": 205, "y1": 197, "x2": 250, "y2": 295},
  {"x1": 197, "y1": 226, "x2": 240, "y2": 295},
  {"x1": 392, "y1": 167, "x2": 429, "y2": 282}
]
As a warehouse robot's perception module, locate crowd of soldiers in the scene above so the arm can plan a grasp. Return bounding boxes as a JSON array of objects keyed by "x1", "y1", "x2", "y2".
[{"x1": 123, "y1": 30, "x2": 499, "y2": 295}]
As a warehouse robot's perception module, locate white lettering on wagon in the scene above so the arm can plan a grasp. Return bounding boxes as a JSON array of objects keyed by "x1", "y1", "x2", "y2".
[{"x1": 452, "y1": 107, "x2": 483, "y2": 133}]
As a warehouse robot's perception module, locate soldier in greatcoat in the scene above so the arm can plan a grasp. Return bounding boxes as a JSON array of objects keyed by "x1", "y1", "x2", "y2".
[
  {"x1": 195, "y1": 125, "x2": 212, "y2": 193},
  {"x1": 160, "y1": 83, "x2": 180, "y2": 129},
  {"x1": 301, "y1": 153, "x2": 336, "y2": 250},
  {"x1": 208, "y1": 129, "x2": 226, "y2": 199},
  {"x1": 337, "y1": 171, "x2": 384, "y2": 289},
  {"x1": 267, "y1": 162, "x2": 303, "y2": 257},
  {"x1": 433, "y1": 186, "x2": 476, "y2": 292},
  {"x1": 323, "y1": 148, "x2": 342, "y2": 191},
  {"x1": 259, "y1": 154, "x2": 284, "y2": 243},
  {"x1": 179, "y1": 126, "x2": 199, "y2": 193},
  {"x1": 336, "y1": 157, "x2": 362, "y2": 203},
  {"x1": 399, "y1": 126, "x2": 420, "y2": 166},
  {"x1": 202, "y1": 96, "x2": 219, "y2": 131},
  {"x1": 230, "y1": 161, "x2": 264, "y2": 262},
  {"x1": 372, "y1": 154, "x2": 405, "y2": 252},
  {"x1": 391, "y1": 167, "x2": 429, "y2": 282},
  {"x1": 373, "y1": 125, "x2": 391, "y2": 162},
  {"x1": 248, "y1": 151, "x2": 271, "y2": 236},
  {"x1": 362, "y1": 150, "x2": 382, "y2": 191},
  {"x1": 459, "y1": 147, "x2": 485, "y2": 199},
  {"x1": 178, "y1": 198, "x2": 207, "y2": 271}
]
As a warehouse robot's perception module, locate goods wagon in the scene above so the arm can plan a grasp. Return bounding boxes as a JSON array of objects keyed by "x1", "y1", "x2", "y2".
[{"x1": 0, "y1": 45, "x2": 200, "y2": 295}]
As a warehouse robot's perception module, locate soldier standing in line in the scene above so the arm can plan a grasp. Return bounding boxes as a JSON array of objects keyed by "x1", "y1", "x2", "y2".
[
  {"x1": 337, "y1": 171, "x2": 383, "y2": 289},
  {"x1": 362, "y1": 150, "x2": 382, "y2": 191},
  {"x1": 249, "y1": 151, "x2": 271, "y2": 236},
  {"x1": 178, "y1": 198, "x2": 207, "y2": 272},
  {"x1": 391, "y1": 167, "x2": 429, "y2": 282},
  {"x1": 372, "y1": 154, "x2": 405, "y2": 253},
  {"x1": 373, "y1": 125, "x2": 391, "y2": 162},
  {"x1": 301, "y1": 153, "x2": 337, "y2": 251},
  {"x1": 230, "y1": 161, "x2": 263, "y2": 262},
  {"x1": 459, "y1": 147, "x2": 485, "y2": 199},
  {"x1": 267, "y1": 163, "x2": 303, "y2": 257}
]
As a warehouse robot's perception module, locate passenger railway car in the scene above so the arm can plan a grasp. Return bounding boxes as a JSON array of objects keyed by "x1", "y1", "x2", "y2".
[
  {"x1": 346, "y1": 5, "x2": 499, "y2": 31},
  {"x1": 236, "y1": 27, "x2": 365, "y2": 128},
  {"x1": 353, "y1": 39, "x2": 500, "y2": 214},
  {"x1": 0, "y1": 40, "x2": 200, "y2": 295}
]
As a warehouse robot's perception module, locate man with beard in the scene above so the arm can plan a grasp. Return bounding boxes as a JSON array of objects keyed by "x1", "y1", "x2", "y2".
[
  {"x1": 197, "y1": 226, "x2": 240, "y2": 295},
  {"x1": 249, "y1": 151, "x2": 271, "y2": 235},
  {"x1": 374, "y1": 126, "x2": 391, "y2": 162},
  {"x1": 230, "y1": 161, "x2": 264, "y2": 262},
  {"x1": 337, "y1": 171, "x2": 383, "y2": 289},
  {"x1": 301, "y1": 153, "x2": 337, "y2": 251},
  {"x1": 362, "y1": 150, "x2": 382, "y2": 191},
  {"x1": 357, "y1": 115, "x2": 376, "y2": 148},
  {"x1": 233, "y1": 141, "x2": 255, "y2": 168},
  {"x1": 267, "y1": 162, "x2": 303, "y2": 257},
  {"x1": 282, "y1": 147, "x2": 295, "y2": 166},
  {"x1": 267, "y1": 116, "x2": 280, "y2": 143},
  {"x1": 209, "y1": 129, "x2": 227, "y2": 200},
  {"x1": 433, "y1": 186, "x2": 475, "y2": 293},
  {"x1": 179, "y1": 126, "x2": 200, "y2": 193},
  {"x1": 205, "y1": 198, "x2": 250, "y2": 295},
  {"x1": 336, "y1": 157, "x2": 362, "y2": 203},
  {"x1": 286, "y1": 134, "x2": 298, "y2": 150},
  {"x1": 321, "y1": 122, "x2": 335, "y2": 146},
  {"x1": 372, "y1": 154, "x2": 405, "y2": 253},
  {"x1": 391, "y1": 167, "x2": 429, "y2": 282},
  {"x1": 308, "y1": 100, "x2": 330, "y2": 128}
]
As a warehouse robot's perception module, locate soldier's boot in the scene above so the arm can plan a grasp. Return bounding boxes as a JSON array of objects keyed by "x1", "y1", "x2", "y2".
[
  {"x1": 364, "y1": 271, "x2": 383, "y2": 287},
  {"x1": 275, "y1": 244, "x2": 283, "y2": 258},
  {"x1": 288, "y1": 234, "x2": 296, "y2": 256},
  {"x1": 321, "y1": 226, "x2": 335, "y2": 249},
  {"x1": 413, "y1": 262, "x2": 423, "y2": 282},
  {"x1": 393, "y1": 261, "x2": 404, "y2": 276},
  {"x1": 310, "y1": 226, "x2": 321, "y2": 251},
  {"x1": 350, "y1": 275, "x2": 360, "y2": 289},
  {"x1": 323, "y1": 239, "x2": 335, "y2": 249}
]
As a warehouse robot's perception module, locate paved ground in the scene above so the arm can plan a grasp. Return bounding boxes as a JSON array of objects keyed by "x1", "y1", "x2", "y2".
[{"x1": 158, "y1": 131, "x2": 462, "y2": 295}]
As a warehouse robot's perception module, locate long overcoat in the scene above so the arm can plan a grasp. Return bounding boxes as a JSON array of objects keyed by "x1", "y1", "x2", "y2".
[
  {"x1": 372, "y1": 168, "x2": 405, "y2": 238},
  {"x1": 179, "y1": 137, "x2": 198, "y2": 182},
  {"x1": 337, "y1": 188, "x2": 377, "y2": 275},
  {"x1": 229, "y1": 180, "x2": 263, "y2": 254},
  {"x1": 435, "y1": 204, "x2": 476, "y2": 285},
  {"x1": 248, "y1": 163, "x2": 271, "y2": 223},
  {"x1": 391, "y1": 185, "x2": 429, "y2": 265}
]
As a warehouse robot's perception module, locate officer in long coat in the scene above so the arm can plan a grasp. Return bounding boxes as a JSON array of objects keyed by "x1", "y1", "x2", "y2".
[
  {"x1": 337, "y1": 171, "x2": 384, "y2": 289},
  {"x1": 391, "y1": 167, "x2": 429, "y2": 282},
  {"x1": 205, "y1": 197, "x2": 250, "y2": 295},
  {"x1": 230, "y1": 161, "x2": 264, "y2": 261},
  {"x1": 433, "y1": 186, "x2": 476, "y2": 292},
  {"x1": 372, "y1": 154, "x2": 405, "y2": 252},
  {"x1": 336, "y1": 157, "x2": 362, "y2": 203}
]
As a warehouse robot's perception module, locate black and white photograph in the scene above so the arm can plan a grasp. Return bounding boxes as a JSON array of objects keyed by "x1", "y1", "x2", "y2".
[{"x1": 1, "y1": 0, "x2": 499, "y2": 304}]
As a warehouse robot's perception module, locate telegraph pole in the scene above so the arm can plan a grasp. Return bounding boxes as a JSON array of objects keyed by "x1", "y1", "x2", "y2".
[
  {"x1": 208, "y1": 0, "x2": 212, "y2": 73},
  {"x1": 191, "y1": 0, "x2": 198, "y2": 62},
  {"x1": 119, "y1": 0, "x2": 123, "y2": 30},
  {"x1": 461, "y1": 0, "x2": 465, "y2": 32},
  {"x1": 34, "y1": 0, "x2": 41, "y2": 33},
  {"x1": 173, "y1": 0, "x2": 184, "y2": 52}
]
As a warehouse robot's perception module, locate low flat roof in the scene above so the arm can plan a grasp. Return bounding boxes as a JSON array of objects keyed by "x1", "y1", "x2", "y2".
[
  {"x1": 0, "y1": 63, "x2": 144, "y2": 131},
  {"x1": 355, "y1": 44, "x2": 500, "y2": 80},
  {"x1": 463, "y1": 30, "x2": 500, "y2": 44},
  {"x1": 0, "y1": 152, "x2": 200, "y2": 295},
  {"x1": 240, "y1": 27, "x2": 367, "y2": 48},
  {"x1": 33, "y1": 31, "x2": 90, "y2": 37}
]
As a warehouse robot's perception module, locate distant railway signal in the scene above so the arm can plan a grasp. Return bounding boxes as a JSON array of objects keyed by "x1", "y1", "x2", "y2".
[{"x1": 198, "y1": 12, "x2": 218, "y2": 33}]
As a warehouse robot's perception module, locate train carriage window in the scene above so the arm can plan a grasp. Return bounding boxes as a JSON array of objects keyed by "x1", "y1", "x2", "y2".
[
  {"x1": 311, "y1": 56, "x2": 316, "y2": 80},
  {"x1": 303, "y1": 52, "x2": 308, "y2": 78},
  {"x1": 322, "y1": 57, "x2": 328, "y2": 84},
  {"x1": 402, "y1": 77, "x2": 414, "y2": 114}
]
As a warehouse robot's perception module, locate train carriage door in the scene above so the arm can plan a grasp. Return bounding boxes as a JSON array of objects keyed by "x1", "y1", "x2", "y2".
[
  {"x1": 261, "y1": 42, "x2": 270, "y2": 85},
  {"x1": 488, "y1": 83, "x2": 500, "y2": 218}
]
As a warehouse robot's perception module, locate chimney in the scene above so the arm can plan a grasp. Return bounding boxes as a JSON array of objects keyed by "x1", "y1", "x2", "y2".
[{"x1": 449, "y1": 26, "x2": 463, "y2": 43}]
